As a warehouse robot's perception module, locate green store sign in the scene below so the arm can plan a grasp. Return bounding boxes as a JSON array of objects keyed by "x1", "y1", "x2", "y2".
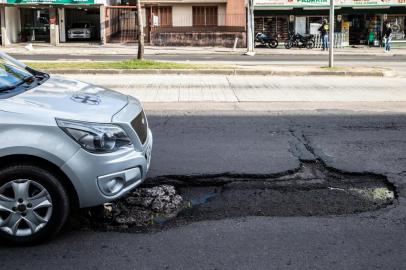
[
  {"x1": 298, "y1": 0, "x2": 328, "y2": 3},
  {"x1": 7, "y1": 0, "x2": 94, "y2": 4}
]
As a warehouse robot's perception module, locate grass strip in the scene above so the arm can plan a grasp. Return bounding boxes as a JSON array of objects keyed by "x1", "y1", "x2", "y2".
[{"x1": 28, "y1": 59, "x2": 229, "y2": 70}]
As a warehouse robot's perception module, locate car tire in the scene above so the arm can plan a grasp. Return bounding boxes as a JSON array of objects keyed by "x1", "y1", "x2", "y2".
[{"x1": 0, "y1": 163, "x2": 70, "y2": 246}]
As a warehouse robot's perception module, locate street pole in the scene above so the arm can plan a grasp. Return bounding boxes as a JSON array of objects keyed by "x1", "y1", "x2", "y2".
[
  {"x1": 329, "y1": 0, "x2": 334, "y2": 67},
  {"x1": 245, "y1": 0, "x2": 255, "y2": 56},
  {"x1": 137, "y1": 0, "x2": 144, "y2": 60}
]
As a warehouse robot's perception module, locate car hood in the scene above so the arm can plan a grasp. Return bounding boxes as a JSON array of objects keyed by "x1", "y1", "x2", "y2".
[{"x1": 4, "y1": 75, "x2": 129, "y2": 123}]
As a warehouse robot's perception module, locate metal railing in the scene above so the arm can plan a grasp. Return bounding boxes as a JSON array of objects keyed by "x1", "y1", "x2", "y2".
[
  {"x1": 313, "y1": 33, "x2": 348, "y2": 48},
  {"x1": 105, "y1": 7, "x2": 138, "y2": 43},
  {"x1": 105, "y1": 11, "x2": 246, "y2": 43}
]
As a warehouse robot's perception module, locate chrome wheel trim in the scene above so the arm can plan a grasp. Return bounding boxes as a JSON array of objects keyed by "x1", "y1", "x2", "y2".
[{"x1": 0, "y1": 179, "x2": 53, "y2": 237}]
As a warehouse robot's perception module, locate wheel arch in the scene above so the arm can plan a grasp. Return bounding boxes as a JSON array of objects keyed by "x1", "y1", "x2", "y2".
[{"x1": 0, "y1": 154, "x2": 80, "y2": 211}]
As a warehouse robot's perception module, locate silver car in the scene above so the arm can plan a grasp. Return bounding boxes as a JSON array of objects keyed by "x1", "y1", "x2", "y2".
[
  {"x1": 67, "y1": 22, "x2": 95, "y2": 40},
  {"x1": 0, "y1": 52, "x2": 153, "y2": 245}
]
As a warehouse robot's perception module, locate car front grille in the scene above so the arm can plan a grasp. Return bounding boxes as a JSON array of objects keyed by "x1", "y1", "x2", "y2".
[{"x1": 131, "y1": 110, "x2": 148, "y2": 144}]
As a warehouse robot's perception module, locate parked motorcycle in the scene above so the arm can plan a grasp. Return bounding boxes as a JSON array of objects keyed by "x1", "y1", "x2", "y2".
[
  {"x1": 255, "y1": 32, "x2": 279, "y2": 48},
  {"x1": 284, "y1": 33, "x2": 315, "y2": 49}
]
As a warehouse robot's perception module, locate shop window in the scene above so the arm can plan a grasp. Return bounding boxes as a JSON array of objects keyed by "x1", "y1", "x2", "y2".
[
  {"x1": 386, "y1": 16, "x2": 406, "y2": 40},
  {"x1": 20, "y1": 9, "x2": 50, "y2": 42},
  {"x1": 152, "y1": 7, "x2": 172, "y2": 27},
  {"x1": 254, "y1": 16, "x2": 289, "y2": 40},
  {"x1": 193, "y1": 6, "x2": 218, "y2": 26}
]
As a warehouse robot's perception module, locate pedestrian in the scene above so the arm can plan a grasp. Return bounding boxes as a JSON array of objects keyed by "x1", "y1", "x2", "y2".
[
  {"x1": 384, "y1": 22, "x2": 393, "y2": 52},
  {"x1": 319, "y1": 19, "x2": 329, "y2": 51}
]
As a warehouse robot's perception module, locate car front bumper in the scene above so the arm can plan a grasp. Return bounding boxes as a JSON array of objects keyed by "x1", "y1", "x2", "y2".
[
  {"x1": 68, "y1": 33, "x2": 91, "y2": 39},
  {"x1": 61, "y1": 128, "x2": 153, "y2": 208}
]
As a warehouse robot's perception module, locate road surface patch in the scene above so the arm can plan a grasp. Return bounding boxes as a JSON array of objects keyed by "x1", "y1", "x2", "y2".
[{"x1": 81, "y1": 161, "x2": 395, "y2": 233}]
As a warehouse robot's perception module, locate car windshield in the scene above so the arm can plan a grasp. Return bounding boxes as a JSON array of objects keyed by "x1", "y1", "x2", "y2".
[
  {"x1": 0, "y1": 56, "x2": 33, "y2": 91},
  {"x1": 71, "y1": 23, "x2": 88, "y2": 28}
]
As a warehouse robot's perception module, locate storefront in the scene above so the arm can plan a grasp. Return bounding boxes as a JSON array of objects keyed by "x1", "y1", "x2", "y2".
[
  {"x1": 1, "y1": 0, "x2": 103, "y2": 45},
  {"x1": 19, "y1": 7, "x2": 50, "y2": 42},
  {"x1": 254, "y1": 0, "x2": 406, "y2": 46}
]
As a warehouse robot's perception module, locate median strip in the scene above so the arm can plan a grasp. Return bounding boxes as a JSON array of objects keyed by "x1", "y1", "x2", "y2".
[{"x1": 26, "y1": 59, "x2": 393, "y2": 77}]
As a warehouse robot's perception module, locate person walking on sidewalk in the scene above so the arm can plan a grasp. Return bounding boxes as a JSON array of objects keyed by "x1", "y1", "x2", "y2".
[
  {"x1": 384, "y1": 23, "x2": 393, "y2": 52},
  {"x1": 319, "y1": 19, "x2": 329, "y2": 51}
]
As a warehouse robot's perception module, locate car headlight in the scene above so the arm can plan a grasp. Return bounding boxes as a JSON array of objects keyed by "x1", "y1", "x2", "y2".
[
  {"x1": 56, "y1": 119, "x2": 132, "y2": 153},
  {"x1": 85, "y1": 30, "x2": 90, "y2": 34}
]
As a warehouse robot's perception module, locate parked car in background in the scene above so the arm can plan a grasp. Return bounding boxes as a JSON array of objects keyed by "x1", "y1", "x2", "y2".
[
  {"x1": 67, "y1": 22, "x2": 96, "y2": 40},
  {"x1": 0, "y1": 52, "x2": 153, "y2": 245}
]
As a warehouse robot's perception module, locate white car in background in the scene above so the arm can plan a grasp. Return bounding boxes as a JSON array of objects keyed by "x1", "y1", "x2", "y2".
[{"x1": 67, "y1": 22, "x2": 95, "y2": 40}]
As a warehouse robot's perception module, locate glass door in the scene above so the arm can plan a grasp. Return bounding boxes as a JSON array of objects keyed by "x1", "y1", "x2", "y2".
[{"x1": 20, "y1": 9, "x2": 50, "y2": 42}]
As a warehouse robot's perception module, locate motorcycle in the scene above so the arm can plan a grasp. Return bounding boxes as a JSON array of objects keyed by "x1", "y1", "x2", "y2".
[
  {"x1": 284, "y1": 33, "x2": 315, "y2": 49},
  {"x1": 255, "y1": 32, "x2": 279, "y2": 48}
]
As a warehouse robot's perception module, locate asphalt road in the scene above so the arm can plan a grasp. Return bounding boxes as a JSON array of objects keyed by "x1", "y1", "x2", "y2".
[
  {"x1": 1, "y1": 111, "x2": 406, "y2": 270},
  {"x1": 12, "y1": 52, "x2": 406, "y2": 76}
]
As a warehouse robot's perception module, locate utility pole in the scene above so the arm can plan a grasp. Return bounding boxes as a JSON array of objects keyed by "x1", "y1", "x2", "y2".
[
  {"x1": 329, "y1": 0, "x2": 334, "y2": 67},
  {"x1": 137, "y1": 0, "x2": 144, "y2": 60},
  {"x1": 245, "y1": 0, "x2": 255, "y2": 56}
]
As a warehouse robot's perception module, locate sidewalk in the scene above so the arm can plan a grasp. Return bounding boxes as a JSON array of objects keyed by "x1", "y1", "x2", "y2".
[
  {"x1": 64, "y1": 73, "x2": 406, "y2": 104},
  {"x1": 4, "y1": 42, "x2": 406, "y2": 57},
  {"x1": 60, "y1": 73, "x2": 406, "y2": 112}
]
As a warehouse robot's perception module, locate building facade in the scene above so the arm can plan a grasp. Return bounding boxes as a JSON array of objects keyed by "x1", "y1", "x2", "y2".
[
  {"x1": 0, "y1": 0, "x2": 115, "y2": 46},
  {"x1": 254, "y1": 0, "x2": 406, "y2": 46},
  {"x1": 145, "y1": 0, "x2": 246, "y2": 47},
  {"x1": 0, "y1": 0, "x2": 246, "y2": 46}
]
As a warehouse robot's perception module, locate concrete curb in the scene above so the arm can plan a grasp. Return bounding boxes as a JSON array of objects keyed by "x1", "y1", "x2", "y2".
[{"x1": 44, "y1": 68, "x2": 392, "y2": 77}]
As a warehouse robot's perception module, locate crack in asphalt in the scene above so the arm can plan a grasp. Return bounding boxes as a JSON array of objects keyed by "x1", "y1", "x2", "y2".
[
  {"x1": 288, "y1": 129, "x2": 317, "y2": 161},
  {"x1": 76, "y1": 118, "x2": 401, "y2": 234}
]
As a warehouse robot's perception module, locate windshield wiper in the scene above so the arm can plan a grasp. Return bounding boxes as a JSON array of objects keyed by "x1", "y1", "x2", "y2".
[{"x1": 0, "y1": 81, "x2": 25, "y2": 92}]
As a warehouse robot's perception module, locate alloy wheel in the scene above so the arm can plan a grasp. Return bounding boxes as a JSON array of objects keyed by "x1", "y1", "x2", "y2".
[{"x1": 0, "y1": 179, "x2": 53, "y2": 237}]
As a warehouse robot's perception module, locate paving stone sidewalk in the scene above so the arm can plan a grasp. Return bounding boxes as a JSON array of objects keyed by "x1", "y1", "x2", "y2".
[{"x1": 64, "y1": 74, "x2": 406, "y2": 104}]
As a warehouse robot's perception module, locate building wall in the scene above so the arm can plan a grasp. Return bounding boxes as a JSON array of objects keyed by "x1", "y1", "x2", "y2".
[
  {"x1": 225, "y1": 0, "x2": 245, "y2": 26},
  {"x1": 5, "y1": 6, "x2": 20, "y2": 43},
  {"x1": 150, "y1": 31, "x2": 246, "y2": 46}
]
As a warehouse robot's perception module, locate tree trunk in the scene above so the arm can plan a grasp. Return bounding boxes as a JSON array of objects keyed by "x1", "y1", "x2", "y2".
[{"x1": 137, "y1": 0, "x2": 144, "y2": 60}]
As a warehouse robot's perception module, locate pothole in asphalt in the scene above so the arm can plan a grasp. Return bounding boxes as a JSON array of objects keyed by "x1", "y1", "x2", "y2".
[{"x1": 81, "y1": 160, "x2": 396, "y2": 232}]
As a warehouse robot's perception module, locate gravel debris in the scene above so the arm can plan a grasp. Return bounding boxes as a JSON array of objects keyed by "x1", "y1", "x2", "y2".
[{"x1": 107, "y1": 185, "x2": 184, "y2": 227}]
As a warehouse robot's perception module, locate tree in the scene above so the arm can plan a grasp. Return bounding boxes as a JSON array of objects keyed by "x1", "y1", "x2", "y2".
[{"x1": 136, "y1": 0, "x2": 144, "y2": 60}]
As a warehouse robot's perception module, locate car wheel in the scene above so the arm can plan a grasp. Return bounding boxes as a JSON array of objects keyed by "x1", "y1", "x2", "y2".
[{"x1": 0, "y1": 164, "x2": 70, "y2": 246}]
